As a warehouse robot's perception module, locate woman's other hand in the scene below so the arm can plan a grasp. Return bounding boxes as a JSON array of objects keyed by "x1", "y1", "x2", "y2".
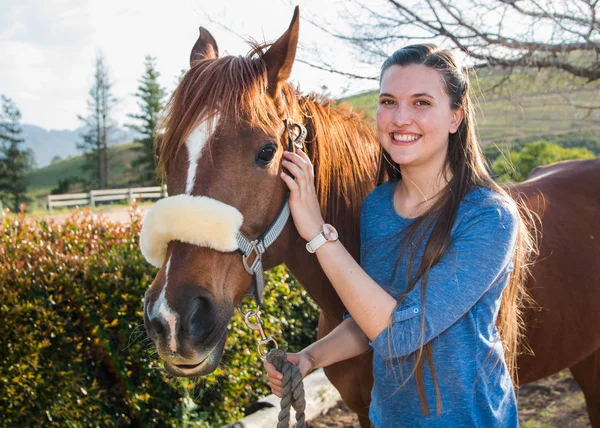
[
  {"x1": 263, "y1": 351, "x2": 316, "y2": 398},
  {"x1": 280, "y1": 150, "x2": 325, "y2": 241}
]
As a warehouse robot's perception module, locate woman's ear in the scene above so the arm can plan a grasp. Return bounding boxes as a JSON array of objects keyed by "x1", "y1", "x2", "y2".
[{"x1": 449, "y1": 107, "x2": 464, "y2": 134}]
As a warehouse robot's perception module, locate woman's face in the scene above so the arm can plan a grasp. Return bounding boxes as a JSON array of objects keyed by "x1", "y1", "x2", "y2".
[{"x1": 376, "y1": 64, "x2": 463, "y2": 171}]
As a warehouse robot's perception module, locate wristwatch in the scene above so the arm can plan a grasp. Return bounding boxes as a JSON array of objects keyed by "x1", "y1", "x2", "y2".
[{"x1": 306, "y1": 224, "x2": 339, "y2": 253}]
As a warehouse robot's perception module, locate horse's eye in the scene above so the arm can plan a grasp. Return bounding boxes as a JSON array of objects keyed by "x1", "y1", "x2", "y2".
[{"x1": 256, "y1": 145, "x2": 276, "y2": 165}]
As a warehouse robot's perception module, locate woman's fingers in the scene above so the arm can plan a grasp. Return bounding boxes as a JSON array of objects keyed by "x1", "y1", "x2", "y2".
[
  {"x1": 280, "y1": 170, "x2": 298, "y2": 191},
  {"x1": 281, "y1": 160, "x2": 305, "y2": 180},
  {"x1": 283, "y1": 151, "x2": 313, "y2": 175},
  {"x1": 264, "y1": 361, "x2": 283, "y2": 381},
  {"x1": 270, "y1": 384, "x2": 283, "y2": 398},
  {"x1": 296, "y1": 148, "x2": 312, "y2": 165}
]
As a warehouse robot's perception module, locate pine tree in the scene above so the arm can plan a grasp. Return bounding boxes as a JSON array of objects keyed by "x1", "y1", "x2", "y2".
[
  {"x1": 0, "y1": 95, "x2": 30, "y2": 212},
  {"x1": 127, "y1": 55, "x2": 166, "y2": 185},
  {"x1": 77, "y1": 52, "x2": 117, "y2": 189}
]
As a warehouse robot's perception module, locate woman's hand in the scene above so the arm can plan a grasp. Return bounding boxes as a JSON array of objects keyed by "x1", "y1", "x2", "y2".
[
  {"x1": 280, "y1": 150, "x2": 325, "y2": 241},
  {"x1": 264, "y1": 351, "x2": 316, "y2": 398}
]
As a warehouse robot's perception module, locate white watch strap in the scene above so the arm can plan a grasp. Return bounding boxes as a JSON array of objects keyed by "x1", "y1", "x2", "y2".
[{"x1": 306, "y1": 232, "x2": 327, "y2": 253}]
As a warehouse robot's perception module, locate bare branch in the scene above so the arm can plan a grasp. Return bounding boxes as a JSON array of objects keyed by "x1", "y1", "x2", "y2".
[
  {"x1": 295, "y1": 59, "x2": 379, "y2": 80},
  {"x1": 316, "y1": 0, "x2": 600, "y2": 84}
]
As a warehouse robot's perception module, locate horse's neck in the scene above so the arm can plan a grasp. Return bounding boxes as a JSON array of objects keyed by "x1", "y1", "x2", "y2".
[
  {"x1": 284, "y1": 241, "x2": 346, "y2": 322},
  {"x1": 284, "y1": 164, "x2": 376, "y2": 323},
  {"x1": 284, "y1": 103, "x2": 380, "y2": 321}
]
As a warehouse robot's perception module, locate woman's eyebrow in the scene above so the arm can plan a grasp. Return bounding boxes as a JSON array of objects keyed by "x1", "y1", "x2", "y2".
[
  {"x1": 379, "y1": 92, "x2": 436, "y2": 99},
  {"x1": 413, "y1": 92, "x2": 435, "y2": 99}
]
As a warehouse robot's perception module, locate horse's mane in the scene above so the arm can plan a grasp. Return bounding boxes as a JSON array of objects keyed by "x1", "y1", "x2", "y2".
[{"x1": 159, "y1": 45, "x2": 380, "y2": 252}]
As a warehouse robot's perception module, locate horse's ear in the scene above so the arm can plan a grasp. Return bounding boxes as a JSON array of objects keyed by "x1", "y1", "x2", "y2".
[
  {"x1": 262, "y1": 6, "x2": 300, "y2": 98},
  {"x1": 190, "y1": 27, "x2": 219, "y2": 66}
]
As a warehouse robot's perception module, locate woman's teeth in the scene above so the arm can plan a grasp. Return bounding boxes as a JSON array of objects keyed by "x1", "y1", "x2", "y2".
[{"x1": 392, "y1": 133, "x2": 420, "y2": 142}]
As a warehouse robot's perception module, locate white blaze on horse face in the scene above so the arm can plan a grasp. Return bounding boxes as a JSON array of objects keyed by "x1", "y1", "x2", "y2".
[
  {"x1": 185, "y1": 115, "x2": 219, "y2": 195},
  {"x1": 154, "y1": 256, "x2": 179, "y2": 353}
]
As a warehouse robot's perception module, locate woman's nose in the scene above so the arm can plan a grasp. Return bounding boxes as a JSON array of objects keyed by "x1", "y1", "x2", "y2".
[{"x1": 392, "y1": 106, "x2": 411, "y2": 127}]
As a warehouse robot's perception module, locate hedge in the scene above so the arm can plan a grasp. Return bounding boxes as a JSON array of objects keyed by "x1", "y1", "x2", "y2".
[{"x1": 0, "y1": 205, "x2": 320, "y2": 426}]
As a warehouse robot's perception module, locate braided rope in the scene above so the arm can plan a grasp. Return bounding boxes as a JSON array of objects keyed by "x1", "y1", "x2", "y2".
[{"x1": 266, "y1": 349, "x2": 307, "y2": 428}]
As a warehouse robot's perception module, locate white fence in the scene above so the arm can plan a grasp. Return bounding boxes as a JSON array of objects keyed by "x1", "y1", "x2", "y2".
[{"x1": 47, "y1": 185, "x2": 168, "y2": 212}]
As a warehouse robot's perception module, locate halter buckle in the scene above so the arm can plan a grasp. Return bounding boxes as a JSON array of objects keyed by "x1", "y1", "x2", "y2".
[
  {"x1": 242, "y1": 240, "x2": 262, "y2": 275},
  {"x1": 242, "y1": 308, "x2": 279, "y2": 359}
]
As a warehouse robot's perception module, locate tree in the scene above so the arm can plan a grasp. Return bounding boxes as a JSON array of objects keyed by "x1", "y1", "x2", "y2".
[
  {"x1": 127, "y1": 55, "x2": 166, "y2": 185},
  {"x1": 77, "y1": 52, "x2": 117, "y2": 189},
  {"x1": 0, "y1": 96, "x2": 31, "y2": 212},
  {"x1": 491, "y1": 140, "x2": 595, "y2": 182},
  {"x1": 303, "y1": 0, "x2": 599, "y2": 97}
]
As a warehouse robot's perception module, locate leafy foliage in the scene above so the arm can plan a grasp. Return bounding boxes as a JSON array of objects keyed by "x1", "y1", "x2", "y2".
[
  {"x1": 0, "y1": 207, "x2": 319, "y2": 425},
  {"x1": 491, "y1": 140, "x2": 595, "y2": 182}
]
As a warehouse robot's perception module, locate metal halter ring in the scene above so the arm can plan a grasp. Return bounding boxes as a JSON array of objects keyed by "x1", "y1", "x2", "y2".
[
  {"x1": 242, "y1": 240, "x2": 262, "y2": 275},
  {"x1": 284, "y1": 118, "x2": 307, "y2": 152}
]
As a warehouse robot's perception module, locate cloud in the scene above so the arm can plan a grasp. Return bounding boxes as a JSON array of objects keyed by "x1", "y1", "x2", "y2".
[{"x1": 0, "y1": 0, "x2": 378, "y2": 131}]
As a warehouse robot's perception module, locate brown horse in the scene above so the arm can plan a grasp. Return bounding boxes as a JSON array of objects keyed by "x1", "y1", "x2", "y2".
[
  {"x1": 140, "y1": 8, "x2": 600, "y2": 427},
  {"x1": 510, "y1": 158, "x2": 600, "y2": 426}
]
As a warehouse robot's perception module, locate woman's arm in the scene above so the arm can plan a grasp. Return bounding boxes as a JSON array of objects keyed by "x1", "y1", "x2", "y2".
[
  {"x1": 305, "y1": 316, "x2": 370, "y2": 369},
  {"x1": 264, "y1": 317, "x2": 370, "y2": 397},
  {"x1": 313, "y1": 240, "x2": 398, "y2": 340},
  {"x1": 281, "y1": 150, "x2": 397, "y2": 340}
]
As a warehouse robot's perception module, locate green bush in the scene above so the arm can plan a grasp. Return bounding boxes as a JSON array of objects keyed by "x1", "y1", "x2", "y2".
[
  {"x1": 0, "y1": 206, "x2": 319, "y2": 426},
  {"x1": 490, "y1": 140, "x2": 595, "y2": 182},
  {"x1": 483, "y1": 130, "x2": 600, "y2": 165}
]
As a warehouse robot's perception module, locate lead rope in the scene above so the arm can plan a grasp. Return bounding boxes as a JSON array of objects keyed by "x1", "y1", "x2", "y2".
[
  {"x1": 266, "y1": 349, "x2": 306, "y2": 428},
  {"x1": 267, "y1": 119, "x2": 307, "y2": 427},
  {"x1": 240, "y1": 307, "x2": 307, "y2": 428}
]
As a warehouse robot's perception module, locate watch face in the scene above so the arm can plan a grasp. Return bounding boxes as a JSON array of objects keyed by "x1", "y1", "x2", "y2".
[{"x1": 322, "y1": 223, "x2": 338, "y2": 241}]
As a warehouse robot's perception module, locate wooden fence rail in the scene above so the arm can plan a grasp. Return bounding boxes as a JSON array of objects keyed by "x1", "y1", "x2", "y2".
[{"x1": 47, "y1": 185, "x2": 168, "y2": 212}]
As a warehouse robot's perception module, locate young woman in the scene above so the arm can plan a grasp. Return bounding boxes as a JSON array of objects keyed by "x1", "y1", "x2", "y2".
[{"x1": 265, "y1": 44, "x2": 533, "y2": 426}]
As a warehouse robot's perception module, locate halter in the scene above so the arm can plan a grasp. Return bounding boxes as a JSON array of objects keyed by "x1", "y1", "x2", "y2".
[{"x1": 236, "y1": 118, "x2": 307, "y2": 305}]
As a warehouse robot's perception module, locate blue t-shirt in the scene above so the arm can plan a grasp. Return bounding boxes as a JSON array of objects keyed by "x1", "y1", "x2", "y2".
[{"x1": 357, "y1": 181, "x2": 518, "y2": 427}]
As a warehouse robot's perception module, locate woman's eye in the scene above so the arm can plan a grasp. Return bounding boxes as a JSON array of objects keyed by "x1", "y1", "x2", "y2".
[
  {"x1": 415, "y1": 100, "x2": 430, "y2": 106},
  {"x1": 380, "y1": 99, "x2": 394, "y2": 106},
  {"x1": 256, "y1": 145, "x2": 276, "y2": 164}
]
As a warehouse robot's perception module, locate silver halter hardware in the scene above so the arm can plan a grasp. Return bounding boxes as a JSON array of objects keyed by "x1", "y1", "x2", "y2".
[
  {"x1": 236, "y1": 196, "x2": 291, "y2": 304},
  {"x1": 236, "y1": 119, "x2": 306, "y2": 305}
]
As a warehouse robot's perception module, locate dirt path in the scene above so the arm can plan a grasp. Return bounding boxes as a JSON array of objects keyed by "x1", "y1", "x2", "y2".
[{"x1": 309, "y1": 371, "x2": 590, "y2": 427}]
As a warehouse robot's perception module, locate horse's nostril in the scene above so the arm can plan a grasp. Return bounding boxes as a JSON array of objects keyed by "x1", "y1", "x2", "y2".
[
  {"x1": 150, "y1": 317, "x2": 166, "y2": 337},
  {"x1": 180, "y1": 294, "x2": 216, "y2": 337}
]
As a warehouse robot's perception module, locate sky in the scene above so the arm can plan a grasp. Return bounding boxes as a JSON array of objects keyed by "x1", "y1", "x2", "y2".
[{"x1": 0, "y1": 0, "x2": 380, "y2": 131}]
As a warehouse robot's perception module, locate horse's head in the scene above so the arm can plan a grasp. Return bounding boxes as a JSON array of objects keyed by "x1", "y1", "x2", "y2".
[{"x1": 140, "y1": 9, "x2": 305, "y2": 377}]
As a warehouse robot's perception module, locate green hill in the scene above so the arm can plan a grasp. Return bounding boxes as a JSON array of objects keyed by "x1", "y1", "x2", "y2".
[
  {"x1": 340, "y1": 88, "x2": 600, "y2": 144},
  {"x1": 26, "y1": 143, "x2": 147, "y2": 191},
  {"x1": 26, "y1": 68, "x2": 600, "y2": 205}
]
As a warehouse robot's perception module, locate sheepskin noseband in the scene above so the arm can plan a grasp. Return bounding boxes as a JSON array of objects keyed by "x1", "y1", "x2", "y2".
[{"x1": 140, "y1": 194, "x2": 243, "y2": 267}]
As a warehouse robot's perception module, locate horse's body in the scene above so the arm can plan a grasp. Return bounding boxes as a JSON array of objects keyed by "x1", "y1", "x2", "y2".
[
  {"x1": 141, "y1": 9, "x2": 599, "y2": 427},
  {"x1": 510, "y1": 159, "x2": 600, "y2": 426}
]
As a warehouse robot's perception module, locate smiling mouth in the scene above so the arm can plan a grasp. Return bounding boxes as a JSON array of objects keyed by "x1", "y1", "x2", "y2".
[{"x1": 391, "y1": 133, "x2": 421, "y2": 143}]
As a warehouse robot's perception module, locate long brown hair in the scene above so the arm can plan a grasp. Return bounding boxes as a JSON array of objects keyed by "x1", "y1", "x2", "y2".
[{"x1": 376, "y1": 44, "x2": 536, "y2": 415}]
